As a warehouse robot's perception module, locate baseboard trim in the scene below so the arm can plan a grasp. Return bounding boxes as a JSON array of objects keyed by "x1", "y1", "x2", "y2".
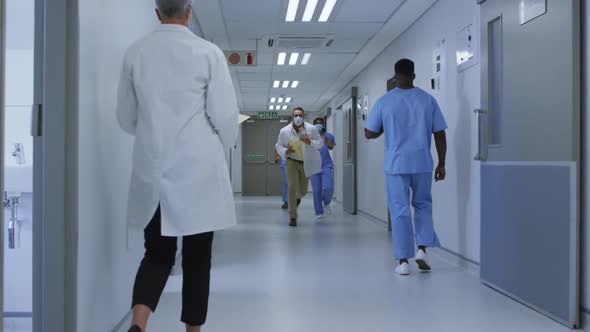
[
  {"x1": 432, "y1": 246, "x2": 480, "y2": 276},
  {"x1": 357, "y1": 209, "x2": 388, "y2": 226},
  {"x1": 111, "y1": 310, "x2": 132, "y2": 332}
]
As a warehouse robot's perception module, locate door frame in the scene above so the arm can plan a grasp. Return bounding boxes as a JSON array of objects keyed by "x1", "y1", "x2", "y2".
[
  {"x1": 340, "y1": 87, "x2": 358, "y2": 215},
  {"x1": 0, "y1": 0, "x2": 6, "y2": 327},
  {"x1": 32, "y1": 0, "x2": 76, "y2": 330}
]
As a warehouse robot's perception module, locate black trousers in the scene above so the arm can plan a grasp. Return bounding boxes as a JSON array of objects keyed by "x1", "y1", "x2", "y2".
[{"x1": 131, "y1": 206, "x2": 214, "y2": 326}]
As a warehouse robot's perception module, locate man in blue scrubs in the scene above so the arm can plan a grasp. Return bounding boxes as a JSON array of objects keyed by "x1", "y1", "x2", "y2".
[
  {"x1": 365, "y1": 59, "x2": 447, "y2": 276},
  {"x1": 311, "y1": 118, "x2": 336, "y2": 218}
]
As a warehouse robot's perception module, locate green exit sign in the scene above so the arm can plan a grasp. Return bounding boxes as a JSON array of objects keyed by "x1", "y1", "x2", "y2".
[{"x1": 257, "y1": 112, "x2": 279, "y2": 119}]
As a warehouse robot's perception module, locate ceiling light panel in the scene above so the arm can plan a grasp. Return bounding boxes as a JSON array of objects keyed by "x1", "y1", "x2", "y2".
[
  {"x1": 277, "y1": 52, "x2": 287, "y2": 65},
  {"x1": 302, "y1": 0, "x2": 319, "y2": 22},
  {"x1": 319, "y1": 0, "x2": 337, "y2": 22},
  {"x1": 301, "y1": 53, "x2": 311, "y2": 65},
  {"x1": 286, "y1": 0, "x2": 300, "y2": 22},
  {"x1": 289, "y1": 53, "x2": 300, "y2": 65}
]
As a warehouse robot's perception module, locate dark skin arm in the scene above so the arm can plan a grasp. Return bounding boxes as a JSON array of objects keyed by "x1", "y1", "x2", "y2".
[
  {"x1": 324, "y1": 135, "x2": 335, "y2": 150},
  {"x1": 364, "y1": 128, "x2": 384, "y2": 140},
  {"x1": 434, "y1": 130, "x2": 447, "y2": 181}
]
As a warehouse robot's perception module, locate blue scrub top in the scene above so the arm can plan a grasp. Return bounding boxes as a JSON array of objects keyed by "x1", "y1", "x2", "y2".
[
  {"x1": 319, "y1": 132, "x2": 336, "y2": 168},
  {"x1": 365, "y1": 87, "x2": 447, "y2": 175}
]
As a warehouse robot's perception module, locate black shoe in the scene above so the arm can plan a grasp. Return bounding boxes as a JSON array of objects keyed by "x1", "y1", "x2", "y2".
[
  {"x1": 297, "y1": 199, "x2": 301, "y2": 207},
  {"x1": 281, "y1": 202, "x2": 288, "y2": 209},
  {"x1": 289, "y1": 219, "x2": 297, "y2": 227},
  {"x1": 128, "y1": 325, "x2": 142, "y2": 332}
]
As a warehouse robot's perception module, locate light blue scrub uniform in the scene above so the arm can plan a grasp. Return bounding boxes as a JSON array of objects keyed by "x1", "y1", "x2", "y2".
[
  {"x1": 280, "y1": 159, "x2": 288, "y2": 204},
  {"x1": 365, "y1": 87, "x2": 447, "y2": 260},
  {"x1": 311, "y1": 131, "x2": 336, "y2": 216}
]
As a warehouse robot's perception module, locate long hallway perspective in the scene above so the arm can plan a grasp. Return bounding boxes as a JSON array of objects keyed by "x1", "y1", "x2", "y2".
[{"x1": 134, "y1": 197, "x2": 574, "y2": 332}]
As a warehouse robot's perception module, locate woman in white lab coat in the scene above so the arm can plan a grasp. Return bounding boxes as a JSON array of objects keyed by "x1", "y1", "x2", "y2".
[{"x1": 116, "y1": 1, "x2": 238, "y2": 331}]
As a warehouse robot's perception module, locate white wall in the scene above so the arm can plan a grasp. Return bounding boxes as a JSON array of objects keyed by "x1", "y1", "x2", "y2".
[
  {"x1": 4, "y1": 0, "x2": 34, "y2": 169},
  {"x1": 77, "y1": 1, "x2": 157, "y2": 331},
  {"x1": 3, "y1": 0, "x2": 35, "y2": 314},
  {"x1": 326, "y1": 0, "x2": 481, "y2": 262}
]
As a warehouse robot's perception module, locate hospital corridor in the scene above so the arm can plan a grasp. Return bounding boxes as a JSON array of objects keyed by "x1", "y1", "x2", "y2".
[{"x1": 0, "y1": 0, "x2": 588, "y2": 331}]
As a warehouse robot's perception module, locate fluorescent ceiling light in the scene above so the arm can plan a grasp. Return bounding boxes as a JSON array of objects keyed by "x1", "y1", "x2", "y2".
[
  {"x1": 289, "y1": 53, "x2": 300, "y2": 65},
  {"x1": 278, "y1": 98, "x2": 284, "y2": 103},
  {"x1": 283, "y1": 81, "x2": 290, "y2": 88},
  {"x1": 291, "y1": 81, "x2": 300, "y2": 88},
  {"x1": 277, "y1": 52, "x2": 287, "y2": 65},
  {"x1": 285, "y1": 97, "x2": 292, "y2": 103},
  {"x1": 283, "y1": 105, "x2": 289, "y2": 110},
  {"x1": 270, "y1": 98, "x2": 276, "y2": 103},
  {"x1": 273, "y1": 81, "x2": 280, "y2": 88},
  {"x1": 270, "y1": 105, "x2": 275, "y2": 110},
  {"x1": 286, "y1": 0, "x2": 300, "y2": 22},
  {"x1": 301, "y1": 53, "x2": 311, "y2": 65},
  {"x1": 319, "y1": 0, "x2": 337, "y2": 22},
  {"x1": 302, "y1": 0, "x2": 318, "y2": 22}
]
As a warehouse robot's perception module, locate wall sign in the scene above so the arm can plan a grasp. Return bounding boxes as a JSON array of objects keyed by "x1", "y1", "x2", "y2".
[
  {"x1": 456, "y1": 24, "x2": 478, "y2": 72},
  {"x1": 519, "y1": 0, "x2": 547, "y2": 25},
  {"x1": 257, "y1": 111, "x2": 278, "y2": 119},
  {"x1": 223, "y1": 51, "x2": 257, "y2": 66}
]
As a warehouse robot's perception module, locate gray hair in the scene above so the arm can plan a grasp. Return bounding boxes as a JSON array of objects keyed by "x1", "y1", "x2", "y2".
[{"x1": 156, "y1": 0, "x2": 192, "y2": 19}]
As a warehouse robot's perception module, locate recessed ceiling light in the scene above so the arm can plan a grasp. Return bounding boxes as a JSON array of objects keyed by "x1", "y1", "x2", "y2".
[
  {"x1": 277, "y1": 52, "x2": 287, "y2": 65},
  {"x1": 301, "y1": 53, "x2": 311, "y2": 65},
  {"x1": 289, "y1": 53, "x2": 300, "y2": 66},
  {"x1": 270, "y1": 98, "x2": 276, "y2": 103},
  {"x1": 278, "y1": 97, "x2": 284, "y2": 103},
  {"x1": 285, "y1": 97, "x2": 292, "y2": 103},
  {"x1": 283, "y1": 81, "x2": 290, "y2": 88},
  {"x1": 286, "y1": 0, "x2": 300, "y2": 22},
  {"x1": 270, "y1": 105, "x2": 275, "y2": 110},
  {"x1": 291, "y1": 81, "x2": 300, "y2": 88},
  {"x1": 283, "y1": 105, "x2": 289, "y2": 110},
  {"x1": 273, "y1": 81, "x2": 280, "y2": 88},
  {"x1": 302, "y1": 0, "x2": 318, "y2": 22},
  {"x1": 319, "y1": 0, "x2": 337, "y2": 22}
]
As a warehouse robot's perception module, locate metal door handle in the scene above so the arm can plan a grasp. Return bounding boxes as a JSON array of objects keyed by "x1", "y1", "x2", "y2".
[
  {"x1": 31, "y1": 104, "x2": 42, "y2": 137},
  {"x1": 474, "y1": 109, "x2": 488, "y2": 161}
]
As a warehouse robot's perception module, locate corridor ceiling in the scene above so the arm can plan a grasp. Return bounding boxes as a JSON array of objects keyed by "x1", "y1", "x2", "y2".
[{"x1": 192, "y1": 0, "x2": 438, "y2": 114}]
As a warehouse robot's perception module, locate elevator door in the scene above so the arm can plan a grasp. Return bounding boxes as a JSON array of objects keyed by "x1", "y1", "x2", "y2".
[{"x1": 242, "y1": 119, "x2": 285, "y2": 196}]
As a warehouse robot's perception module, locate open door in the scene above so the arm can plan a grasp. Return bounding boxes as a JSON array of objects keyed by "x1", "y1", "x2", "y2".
[{"x1": 477, "y1": 0, "x2": 580, "y2": 328}]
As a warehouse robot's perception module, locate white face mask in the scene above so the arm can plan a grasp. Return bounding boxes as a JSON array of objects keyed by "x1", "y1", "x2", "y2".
[{"x1": 293, "y1": 116, "x2": 304, "y2": 126}]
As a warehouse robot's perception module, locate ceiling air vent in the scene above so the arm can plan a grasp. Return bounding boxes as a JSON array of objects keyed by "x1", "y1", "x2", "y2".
[{"x1": 266, "y1": 36, "x2": 334, "y2": 49}]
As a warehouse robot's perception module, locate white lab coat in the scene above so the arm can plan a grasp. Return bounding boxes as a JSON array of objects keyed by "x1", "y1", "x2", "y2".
[
  {"x1": 117, "y1": 24, "x2": 238, "y2": 237},
  {"x1": 276, "y1": 122, "x2": 323, "y2": 177}
]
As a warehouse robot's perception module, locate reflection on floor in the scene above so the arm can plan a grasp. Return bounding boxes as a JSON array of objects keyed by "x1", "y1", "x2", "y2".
[{"x1": 131, "y1": 197, "x2": 579, "y2": 331}]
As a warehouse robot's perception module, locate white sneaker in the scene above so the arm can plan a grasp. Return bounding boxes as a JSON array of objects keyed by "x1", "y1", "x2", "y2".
[
  {"x1": 395, "y1": 262, "x2": 410, "y2": 275},
  {"x1": 415, "y1": 249, "x2": 431, "y2": 271},
  {"x1": 324, "y1": 205, "x2": 333, "y2": 215},
  {"x1": 315, "y1": 214, "x2": 325, "y2": 219}
]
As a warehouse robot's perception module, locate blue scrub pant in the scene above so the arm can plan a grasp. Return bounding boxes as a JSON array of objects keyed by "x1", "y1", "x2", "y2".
[
  {"x1": 386, "y1": 173, "x2": 441, "y2": 260},
  {"x1": 281, "y1": 162, "x2": 288, "y2": 203},
  {"x1": 311, "y1": 167, "x2": 334, "y2": 216}
]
